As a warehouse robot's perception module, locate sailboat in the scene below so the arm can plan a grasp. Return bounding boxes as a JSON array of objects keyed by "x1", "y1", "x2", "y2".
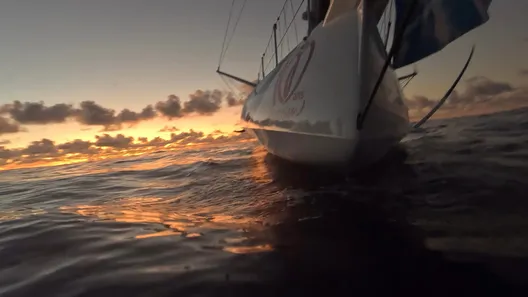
[{"x1": 217, "y1": 0, "x2": 493, "y2": 167}]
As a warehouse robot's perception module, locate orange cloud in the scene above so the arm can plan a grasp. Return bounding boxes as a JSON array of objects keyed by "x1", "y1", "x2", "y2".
[{"x1": 0, "y1": 129, "x2": 254, "y2": 171}]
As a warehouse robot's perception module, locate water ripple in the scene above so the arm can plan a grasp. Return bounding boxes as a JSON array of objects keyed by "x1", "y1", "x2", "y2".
[{"x1": 1, "y1": 108, "x2": 528, "y2": 296}]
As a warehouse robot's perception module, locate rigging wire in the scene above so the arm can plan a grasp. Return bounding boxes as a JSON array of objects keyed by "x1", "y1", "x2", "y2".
[
  {"x1": 277, "y1": 17, "x2": 283, "y2": 60},
  {"x1": 384, "y1": 0, "x2": 393, "y2": 48},
  {"x1": 219, "y1": 71, "x2": 245, "y2": 100},
  {"x1": 413, "y1": 46, "x2": 475, "y2": 128},
  {"x1": 219, "y1": 0, "x2": 249, "y2": 69},
  {"x1": 218, "y1": 0, "x2": 236, "y2": 68},
  {"x1": 262, "y1": 0, "x2": 290, "y2": 70},
  {"x1": 284, "y1": 5, "x2": 290, "y2": 52},
  {"x1": 264, "y1": 0, "x2": 306, "y2": 72},
  {"x1": 400, "y1": 76, "x2": 414, "y2": 89},
  {"x1": 357, "y1": 0, "x2": 419, "y2": 129},
  {"x1": 276, "y1": 0, "x2": 290, "y2": 23},
  {"x1": 289, "y1": 0, "x2": 299, "y2": 44},
  {"x1": 276, "y1": 0, "x2": 305, "y2": 55}
]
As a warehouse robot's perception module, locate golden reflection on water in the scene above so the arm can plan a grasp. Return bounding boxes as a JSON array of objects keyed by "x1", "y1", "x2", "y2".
[
  {"x1": 136, "y1": 230, "x2": 182, "y2": 239},
  {"x1": 0, "y1": 209, "x2": 47, "y2": 221},
  {"x1": 59, "y1": 196, "x2": 273, "y2": 254},
  {"x1": 248, "y1": 147, "x2": 272, "y2": 184},
  {"x1": 223, "y1": 244, "x2": 273, "y2": 254}
]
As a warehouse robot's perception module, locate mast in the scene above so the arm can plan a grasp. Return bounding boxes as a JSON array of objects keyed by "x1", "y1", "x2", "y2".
[{"x1": 306, "y1": 0, "x2": 331, "y2": 35}]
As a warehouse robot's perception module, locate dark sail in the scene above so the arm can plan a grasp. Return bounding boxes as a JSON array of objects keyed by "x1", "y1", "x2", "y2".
[{"x1": 392, "y1": 0, "x2": 492, "y2": 68}]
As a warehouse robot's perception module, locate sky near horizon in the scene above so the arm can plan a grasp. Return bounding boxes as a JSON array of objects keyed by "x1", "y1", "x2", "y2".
[{"x1": 0, "y1": 0, "x2": 527, "y2": 163}]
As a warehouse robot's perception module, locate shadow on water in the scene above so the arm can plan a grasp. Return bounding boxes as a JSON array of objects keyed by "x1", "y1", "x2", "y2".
[{"x1": 185, "y1": 147, "x2": 528, "y2": 297}]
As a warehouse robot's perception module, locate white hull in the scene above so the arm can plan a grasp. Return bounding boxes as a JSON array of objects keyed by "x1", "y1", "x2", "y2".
[{"x1": 240, "y1": 4, "x2": 409, "y2": 167}]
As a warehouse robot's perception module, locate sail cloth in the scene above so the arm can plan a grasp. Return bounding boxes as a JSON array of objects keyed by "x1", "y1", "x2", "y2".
[
  {"x1": 392, "y1": 0, "x2": 492, "y2": 69},
  {"x1": 323, "y1": 0, "x2": 360, "y2": 25},
  {"x1": 324, "y1": 0, "x2": 388, "y2": 26}
]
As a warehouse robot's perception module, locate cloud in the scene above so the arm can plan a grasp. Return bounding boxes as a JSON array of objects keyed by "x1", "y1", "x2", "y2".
[
  {"x1": 464, "y1": 76, "x2": 514, "y2": 98},
  {"x1": 0, "y1": 140, "x2": 11, "y2": 145},
  {"x1": 74, "y1": 101, "x2": 117, "y2": 126},
  {"x1": 169, "y1": 129, "x2": 205, "y2": 143},
  {"x1": 95, "y1": 134, "x2": 134, "y2": 148},
  {"x1": 405, "y1": 95, "x2": 437, "y2": 111},
  {"x1": 159, "y1": 125, "x2": 180, "y2": 133},
  {"x1": 0, "y1": 147, "x2": 14, "y2": 162},
  {"x1": 0, "y1": 100, "x2": 159, "y2": 132},
  {"x1": 182, "y1": 89, "x2": 223, "y2": 115},
  {"x1": 407, "y1": 76, "x2": 528, "y2": 120},
  {"x1": 72, "y1": 101, "x2": 158, "y2": 131},
  {"x1": 145, "y1": 136, "x2": 167, "y2": 146},
  {"x1": 22, "y1": 139, "x2": 58, "y2": 155},
  {"x1": 225, "y1": 92, "x2": 246, "y2": 107},
  {"x1": 519, "y1": 69, "x2": 528, "y2": 77},
  {"x1": 155, "y1": 95, "x2": 184, "y2": 118},
  {"x1": 0, "y1": 117, "x2": 24, "y2": 135},
  {"x1": 0, "y1": 89, "x2": 243, "y2": 134},
  {"x1": 57, "y1": 139, "x2": 94, "y2": 154},
  {"x1": 116, "y1": 105, "x2": 157, "y2": 124},
  {"x1": 1, "y1": 101, "x2": 74, "y2": 124},
  {"x1": 0, "y1": 129, "x2": 255, "y2": 169}
]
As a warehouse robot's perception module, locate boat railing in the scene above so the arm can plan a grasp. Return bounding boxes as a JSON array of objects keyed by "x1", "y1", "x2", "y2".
[{"x1": 257, "y1": 0, "x2": 307, "y2": 82}]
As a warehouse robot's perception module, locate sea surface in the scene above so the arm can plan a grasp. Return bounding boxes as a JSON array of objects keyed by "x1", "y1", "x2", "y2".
[{"x1": 1, "y1": 107, "x2": 528, "y2": 297}]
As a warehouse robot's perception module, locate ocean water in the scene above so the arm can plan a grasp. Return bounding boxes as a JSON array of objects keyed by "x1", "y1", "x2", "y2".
[{"x1": 1, "y1": 107, "x2": 528, "y2": 297}]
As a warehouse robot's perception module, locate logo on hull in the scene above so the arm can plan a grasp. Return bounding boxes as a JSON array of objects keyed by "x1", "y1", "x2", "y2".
[{"x1": 273, "y1": 40, "x2": 315, "y2": 117}]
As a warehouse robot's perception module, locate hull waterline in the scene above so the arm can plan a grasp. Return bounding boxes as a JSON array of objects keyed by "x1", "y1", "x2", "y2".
[{"x1": 239, "y1": 5, "x2": 409, "y2": 167}]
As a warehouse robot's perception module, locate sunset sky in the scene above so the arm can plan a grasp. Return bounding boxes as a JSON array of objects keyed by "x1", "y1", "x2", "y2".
[{"x1": 0, "y1": 0, "x2": 527, "y2": 168}]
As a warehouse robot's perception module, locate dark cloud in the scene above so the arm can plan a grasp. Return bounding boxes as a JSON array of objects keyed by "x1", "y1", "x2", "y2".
[
  {"x1": 147, "y1": 136, "x2": 168, "y2": 146},
  {"x1": 169, "y1": 129, "x2": 205, "y2": 143},
  {"x1": 74, "y1": 101, "x2": 116, "y2": 126},
  {"x1": 0, "y1": 117, "x2": 24, "y2": 135},
  {"x1": 407, "y1": 76, "x2": 527, "y2": 119},
  {"x1": 74, "y1": 101, "x2": 156, "y2": 131},
  {"x1": 0, "y1": 147, "x2": 14, "y2": 163},
  {"x1": 57, "y1": 139, "x2": 94, "y2": 154},
  {"x1": 100, "y1": 124, "x2": 122, "y2": 132},
  {"x1": 0, "y1": 100, "x2": 157, "y2": 130},
  {"x1": 0, "y1": 100, "x2": 158, "y2": 132},
  {"x1": 116, "y1": 105, "x2": 156, "y2": 124},
  {"x1": 159, "y1": 125, "x2": 180, "y2": 133},
  {"x1": 225, "y1": 92, "x2": 245, "y2": 107},
  {"x1": 155, "y1": 95, "x2": 184, "y2": 118},
  {"x1": 95, "y1": 134, "x2": 134, "y2": 148},
  {"x1": 1, "y1": 101, "x2": 74, "y2": 124},
  {"x1": 519, "y1": 69, "x2": 528, "y2": 77},
  {"x1": 0, "y1": 140, "x2": 11, "y2": 145},
  {"x1": 0, "y1": 88, "x2": 243, "y2": 135},
  {"x1": 22, "y1": 139, "x2": 58, "y2": 155},
  {"x1": 464, "y1": 76, "x2": 514, "y2": 98},
  {"x1": 182, "y1": 90, "x2": 223, "y2": 115},
  {"x1": 406, "y1": 95, "x2": 437, "y2": 111}
]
